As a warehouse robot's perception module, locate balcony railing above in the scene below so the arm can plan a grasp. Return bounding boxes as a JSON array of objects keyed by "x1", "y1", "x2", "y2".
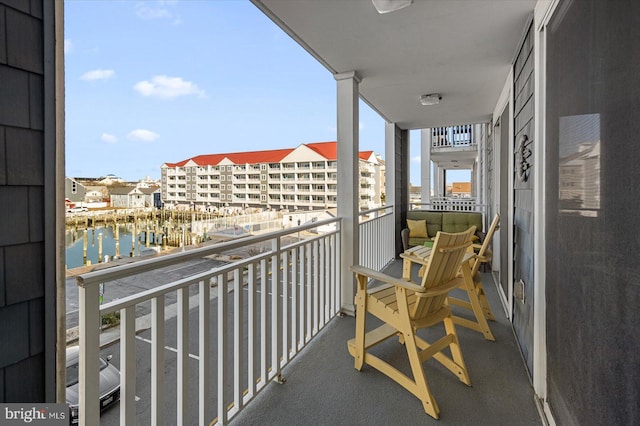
[
  {"x1": 412, "y1": 198, "x2": 485, "y2": 213},
  {"x1": 431, "y1": 125, "x2": 475, "y2": 148}
]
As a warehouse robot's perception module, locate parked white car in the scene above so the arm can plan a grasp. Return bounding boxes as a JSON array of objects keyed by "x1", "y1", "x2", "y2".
[{"x1": 66, "y1": 206, "x2": 88, "y2": 213}]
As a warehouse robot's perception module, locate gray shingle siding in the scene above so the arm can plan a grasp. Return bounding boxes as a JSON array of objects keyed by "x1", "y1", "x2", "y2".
[{"x1": 0, "y1": 0, "x2": 55, "y2": 403}]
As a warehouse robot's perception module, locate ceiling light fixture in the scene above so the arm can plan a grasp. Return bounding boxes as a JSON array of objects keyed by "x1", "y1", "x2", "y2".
[
  {"x1": 371, "y1": 0, "x2": 413, "y2": 14},
  {"x1": 420, "y1": 93, "x2": 442, "y2": 106}
]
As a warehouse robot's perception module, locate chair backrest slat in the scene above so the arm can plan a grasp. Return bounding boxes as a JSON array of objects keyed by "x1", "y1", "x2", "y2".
[
  {"x1": 470, "y1": 214, "x2": 500, "y2": 276},
  {"x1": 412, "y1": 227, "x2": 476, "y2": 318}
]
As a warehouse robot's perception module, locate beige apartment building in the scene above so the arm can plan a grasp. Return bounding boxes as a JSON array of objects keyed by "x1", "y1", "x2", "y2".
[{"x1": 160, "y1": 141, "x2": 383, "y2": 211}]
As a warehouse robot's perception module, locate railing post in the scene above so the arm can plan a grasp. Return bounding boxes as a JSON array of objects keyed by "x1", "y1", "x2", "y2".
[
  {"x1": 233, "y1": 268, "x2": 244, "y2": 413},
  {"x1": 200, "y1": 278, "x2": 211, "y2": 426},
  {"x1": 120, "y1": 305, "x2": 136, "y2": 425},
  {"x1": 177, "y1": 287, "x2": 189, "y2": 425},
  {"x1": 271, "y1": 237, "x2": 282, "y2": 377},
  {"x1": 151, "y1": 295, "x2": 165, "y2": 426},
  {"x1": 216, "y1": 272, "x2": 228, "y2": 424},
  {"x1": 78, "y1": 282, "x2": 100, "y2": 426}
]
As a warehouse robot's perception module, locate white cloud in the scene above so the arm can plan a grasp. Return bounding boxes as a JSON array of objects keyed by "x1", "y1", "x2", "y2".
[
  {"x1": 412, "y1": 155, "x2": 421, "y2": 163},
  {"x1": 135, "y1": 1, "x2": 179, "y2": 21},
  {"x1": 80, "y1": 69, "x2": 115, "y2": 81},
  {"x1": 136, "y1": 5, "x2": 171, "y2": 20},
  {"x1": 101, "y1": 133, "x2": 118, "y2": 144},
  {"x1": 64, "y1": 39, "x2": 73, "y2": 54},
  {"x1": 133, "y1": 75, "x2": 206, "y2": 99},
  {"x1": 127, "y1": 129, "x2": 160, "y2": 142}
]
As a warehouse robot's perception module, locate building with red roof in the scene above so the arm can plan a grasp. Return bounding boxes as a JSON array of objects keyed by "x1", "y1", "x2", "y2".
[{"x1": 160, "y1": 141, "x2": 383, "y2": 211}]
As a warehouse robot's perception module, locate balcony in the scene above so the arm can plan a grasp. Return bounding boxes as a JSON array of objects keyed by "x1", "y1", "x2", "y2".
[
  {"x1": 233, "y1": 271, "x2": 539, "y2": 425},
  {"x1": 431, "y1": 125, "x2": 475, "y2": 149},
  {"x1": 72, "y1": 207, "x2": 539, "y2": 425}
]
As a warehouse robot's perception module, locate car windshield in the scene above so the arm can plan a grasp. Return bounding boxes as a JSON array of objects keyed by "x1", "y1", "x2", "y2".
[{"x1": 66, "y1": 357, "x2": 109, "y2": 387}]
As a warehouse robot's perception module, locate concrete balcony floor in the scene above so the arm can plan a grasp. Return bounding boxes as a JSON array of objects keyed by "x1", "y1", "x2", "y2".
[{"x1": 232, "y1": 260, "x2": 543, "y2": 425}]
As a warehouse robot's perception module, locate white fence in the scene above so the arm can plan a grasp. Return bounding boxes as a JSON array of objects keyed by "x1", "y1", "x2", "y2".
[{"x1": 76, "y1": 218, "x2": 341, "y2": 425}]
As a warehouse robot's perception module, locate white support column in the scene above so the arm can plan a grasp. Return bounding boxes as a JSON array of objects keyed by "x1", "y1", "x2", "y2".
[
  {"x1": 420, "y1": 129, "x2": 432, "y2": 205},
  {"x1": 335, "y1": 71, "x2": 361, "y2": 316},
  {"x1": 472, "y1": 124, "x2": 481, "y2": 201},
  {"x1": 384, "y1": 123, "x2": 397, "y2": 209},
  {"x1": 433, "y1": 166, "x2": 444, "y2": 198}
]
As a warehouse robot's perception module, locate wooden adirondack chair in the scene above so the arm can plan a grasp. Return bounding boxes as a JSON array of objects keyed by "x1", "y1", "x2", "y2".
[
  {"x1": 448, "y1": 214, "x2": 500, "y2": 341},
  {"x1": 348, "y1": 227, "x2": 476, "y2": 420}
]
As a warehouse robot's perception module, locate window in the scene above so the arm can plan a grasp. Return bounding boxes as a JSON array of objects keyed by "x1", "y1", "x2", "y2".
[
  {"x1": 227, "y1": 184, "x2": 232, "y2": 191},
  {"x1": 260, "y1": 164, "x2": 267, "y2": 170},
  {"x1": 261, "y1": 185, "x2": 266, "y2": 191},
  {"x1": 227, "y1": 166, "x2": 233, "y2": 172},
  {"x1": 221, "y1": 175, "x2": 225, "y2": 181},
  {"x1": 260, "y1": 195, "x2": 267, "y2": 201},
  {"x1": 186, "y1": 176, "x2": 190, "y2": 181}
]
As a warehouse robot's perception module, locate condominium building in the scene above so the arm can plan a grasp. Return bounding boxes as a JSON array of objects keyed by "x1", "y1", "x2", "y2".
[{"x1": 160, "y1": 141, "x2": 383, "y2": 211}]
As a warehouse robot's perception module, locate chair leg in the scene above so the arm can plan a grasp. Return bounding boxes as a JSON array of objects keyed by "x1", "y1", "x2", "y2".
[
  {"x1": 475, "y1": 280, "x2": 496, "y2": 321},
  {"x1": 403, "y1": 328, "x2": 440, "y2": 419},
  {"x1": 395, "y1": 287, "x2": 440, "y2": 419},
  {"x1": 443, "y1": 315, "x2": 471, "y2": 386},
  {"x1": 461, "y1": 264, "x2": 495, "y2": 341},
  {"x1": 353, "y1": 275, "x2": 368, "y2": 371}
]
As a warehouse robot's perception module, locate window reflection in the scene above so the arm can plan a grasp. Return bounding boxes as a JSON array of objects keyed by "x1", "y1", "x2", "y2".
[{"x1": 558, "y1": 114, "x2": 601, "y2": 216}]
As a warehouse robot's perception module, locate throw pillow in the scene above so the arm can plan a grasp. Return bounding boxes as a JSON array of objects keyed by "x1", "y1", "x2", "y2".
[{"x1": 407, "y1": 219, "x2": 428, "y2": 238}]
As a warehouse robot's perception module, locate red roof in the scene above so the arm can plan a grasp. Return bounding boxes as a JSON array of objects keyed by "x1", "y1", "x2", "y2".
[
  {"x1": 164, "y1": 142, "x2": 375, "y2": 167},
  {"x1": 359, "y1": 150, "x2": 374, "y2": 160}
]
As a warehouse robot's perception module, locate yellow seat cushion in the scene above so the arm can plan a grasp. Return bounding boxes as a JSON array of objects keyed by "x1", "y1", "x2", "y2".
[{"x1": 407, "y1": 219, "x2": 428, "y2": 238}]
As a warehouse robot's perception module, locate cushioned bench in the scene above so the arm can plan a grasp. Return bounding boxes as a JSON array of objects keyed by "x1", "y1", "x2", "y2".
[{"x1": 401, "y1": 211, "x2": 483, "y2": 250}]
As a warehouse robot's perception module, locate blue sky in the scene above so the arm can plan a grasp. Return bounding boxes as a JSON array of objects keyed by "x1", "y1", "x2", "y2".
[{"x1": 65, "y1": 0, "x2": 465, "y2": 186}]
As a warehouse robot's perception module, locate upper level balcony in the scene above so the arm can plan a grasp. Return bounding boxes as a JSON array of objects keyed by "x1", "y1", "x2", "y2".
[{"x1": 431, "y1": 125, "x2": 476, "y2": 150}]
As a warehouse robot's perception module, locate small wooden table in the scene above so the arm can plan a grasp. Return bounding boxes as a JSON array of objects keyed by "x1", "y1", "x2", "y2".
[{"x1": 399, "y1": 245, "x2": 432, "y2": 280}]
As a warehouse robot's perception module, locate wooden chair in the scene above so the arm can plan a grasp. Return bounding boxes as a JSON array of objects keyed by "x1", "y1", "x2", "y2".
[
  {"x1": 348, "y1": 227, "x2": 476, "y2": 419},
  {"x1": 448, "y1": 214, "x2": 500, "y2": 341}
]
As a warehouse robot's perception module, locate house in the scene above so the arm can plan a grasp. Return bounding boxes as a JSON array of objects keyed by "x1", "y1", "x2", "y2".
[
  {"x1": 109, "y1": 185, "x2": 160, "y2": 209},
  {"x1": 2, "y1": 1, "x2": 638, "y2": 426},
  {"x1": 65, "y1": 177, "x2": 86, "y2": 203},
  {"x1": 139, "y1": 186, "x2": 161, "y2": 208},
  {"x1": 448, "y1": 182, "x2": 472, "y2": 198},
  {"x1": 82, "y1": 185, "x2": 109, "y2": 203},
  {"x1": 98, "y1": 174, "x2": 124, "y2": 186},
  {"x1": 109, "y1": 186, "x2": 142, "y2": 209}
]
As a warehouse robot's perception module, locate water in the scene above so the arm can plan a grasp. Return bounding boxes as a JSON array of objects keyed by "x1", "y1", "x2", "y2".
[{"x1": 65, "y1": 225, "x2": 160, "y2": 269}]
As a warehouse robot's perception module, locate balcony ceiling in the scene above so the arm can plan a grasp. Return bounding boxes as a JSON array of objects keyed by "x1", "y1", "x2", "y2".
[{"x1": 252, "y1": 0, "x2": 535, "y2": 130}]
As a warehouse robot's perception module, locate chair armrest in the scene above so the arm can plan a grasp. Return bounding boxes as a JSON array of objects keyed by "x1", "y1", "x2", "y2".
[
  {"x1": 401, "y1": 228, "x2": 410, "y2": 251},
  {"x1": 351, "y1": 265, "x2": 425, "y2": 293}
]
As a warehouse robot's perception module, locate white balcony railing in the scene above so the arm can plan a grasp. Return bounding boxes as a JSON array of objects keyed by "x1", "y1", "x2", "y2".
[
  {"x1": 74, "y1": 204, "x2": 398, "y2": 425},
  {"x1": 431, "y1": 125, "x2": 475, "y2": 148},
  {"x1": 412, "y1": 199, "x2": 485, "y2": 212},
  {"x1": 76, "y1": 218, "x2": 341, "y2": 425},
  {"x1": 358, "y1": 205, "x2": 395, "y2": 271}
]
